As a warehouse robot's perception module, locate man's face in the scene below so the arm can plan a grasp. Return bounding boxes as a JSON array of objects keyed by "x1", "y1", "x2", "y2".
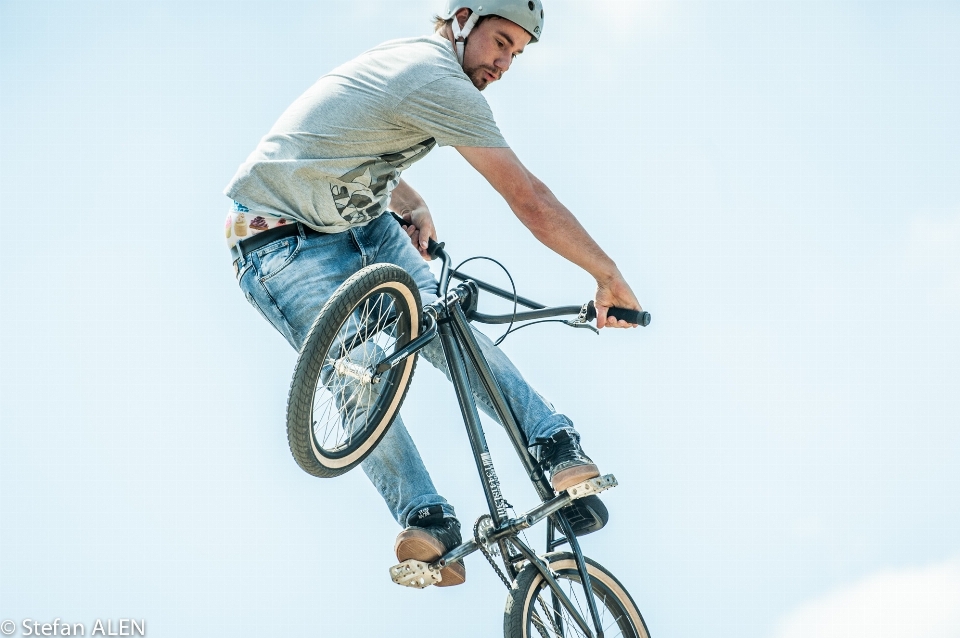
[{"x1": 461, "y1": 16, "x2": 532, "y2": 91}]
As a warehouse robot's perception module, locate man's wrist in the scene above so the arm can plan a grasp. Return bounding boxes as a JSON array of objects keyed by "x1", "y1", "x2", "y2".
[{"x1": 592, "y1": 261, "x2": 622, "y2": 286}]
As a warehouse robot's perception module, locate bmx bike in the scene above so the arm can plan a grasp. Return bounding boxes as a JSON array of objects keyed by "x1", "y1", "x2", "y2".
[{"x1": 285, "y1": 223, "x2": 652, "y2": 638}]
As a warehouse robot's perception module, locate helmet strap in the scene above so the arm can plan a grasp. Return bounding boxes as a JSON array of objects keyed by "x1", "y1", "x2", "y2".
[{"x1": 451, "y1": 11, "x2": 480, "y2": 64}]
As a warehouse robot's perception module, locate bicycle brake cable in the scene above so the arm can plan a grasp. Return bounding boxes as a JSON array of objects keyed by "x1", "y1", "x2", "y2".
[
  {"x1": 500, "y1": 318, "x2": 599, "y2": 339},
  {"x1": 452, "y1": 256, "x2": 518, "y2": 346},
  {"x1": 453, "y1": 256, "x2": 600, "y2": 341}
]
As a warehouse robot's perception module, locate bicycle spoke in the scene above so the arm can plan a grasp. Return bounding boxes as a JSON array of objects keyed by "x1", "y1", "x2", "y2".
[
  {"x1": 308, "y1": 288, "x2": 409, "y2": 457},
  {"x1": 531, "y1": 593, "x2": 564, "y2": 637},
  {"x1": 528, "y1": 575, "x2": 633, "y2": 638}
]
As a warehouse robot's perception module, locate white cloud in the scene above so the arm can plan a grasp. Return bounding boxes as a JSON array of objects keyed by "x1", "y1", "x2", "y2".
[{"x1": 773, "y1": 557, "x2": 960, "y2": 638}]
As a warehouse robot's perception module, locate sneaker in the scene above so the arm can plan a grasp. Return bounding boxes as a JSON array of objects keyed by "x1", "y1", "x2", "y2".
[
  {"x1": 394, "y1": 506, "x2": 466, "y2": 587},
  {"x1": 535, "y1": 430, "x2": 600, "y2": 492}
]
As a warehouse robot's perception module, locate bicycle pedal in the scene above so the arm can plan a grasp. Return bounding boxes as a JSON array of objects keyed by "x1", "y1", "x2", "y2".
[
  {"x1": 389, "y1": 559, "x2": 442, "y2": 589},
  {"x1": 566, "y1": 474, "x2": 618, "y2": 500}
]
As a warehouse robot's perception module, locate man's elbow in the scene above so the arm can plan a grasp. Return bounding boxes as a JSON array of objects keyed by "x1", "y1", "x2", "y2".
[
  {"x1": 511, "y1": 198, "x2": 553, "y2": 236},
  {"x1": 506, "y1": 179, "x2": 551, "y2": 228}
]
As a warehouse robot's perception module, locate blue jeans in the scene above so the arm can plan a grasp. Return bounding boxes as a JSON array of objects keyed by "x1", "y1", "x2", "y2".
[{"x1": 234, "y1": 213, "x2": 576, "y2": 526}]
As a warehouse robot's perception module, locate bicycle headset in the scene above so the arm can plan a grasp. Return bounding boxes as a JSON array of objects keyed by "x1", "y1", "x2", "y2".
[{"x1": 439, "y1": 0, "x2": 545, "y2": 63}]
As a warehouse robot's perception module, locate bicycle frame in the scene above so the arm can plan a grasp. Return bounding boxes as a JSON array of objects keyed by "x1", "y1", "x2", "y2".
[{"x1": 390, "y1": 242, "x2": 612, "y2": 638}]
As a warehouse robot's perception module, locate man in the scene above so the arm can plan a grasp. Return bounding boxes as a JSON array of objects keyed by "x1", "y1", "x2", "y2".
[{"x1": 224, "y1": 0, "x2": 643, "y2": 587}]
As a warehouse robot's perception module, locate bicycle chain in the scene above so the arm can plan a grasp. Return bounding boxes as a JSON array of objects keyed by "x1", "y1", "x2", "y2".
[
  {"x1": 473, "y1": 516, "x2": 513, "y2": 590},
  {"x1": 473, "y1": 517, "x2": 566, "y2": 638}
]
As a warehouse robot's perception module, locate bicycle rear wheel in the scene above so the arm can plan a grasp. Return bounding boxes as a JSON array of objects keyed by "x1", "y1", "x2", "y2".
[
  {"x1": 504, "y1": 552, "x2": 650, "y2": 638},
  {"x1": 287, "y1": 263, "x2": 422, "y2": 478}
]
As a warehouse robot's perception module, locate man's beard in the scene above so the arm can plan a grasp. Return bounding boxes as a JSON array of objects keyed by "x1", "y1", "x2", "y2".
[{"x1": 464, "y1": 63, "x2": 499, "y2": 91}]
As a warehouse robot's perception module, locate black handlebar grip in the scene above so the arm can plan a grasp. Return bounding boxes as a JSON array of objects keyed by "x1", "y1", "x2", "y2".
[
  {"x1": 584, "y1": 302, "x2": 651, "y2": 326},
  {"x1": 426, "y1": 237, "x2": 444, "y2": 260},
  {"x1": 607, "y1": 307, "x2": 651, "y2": 327}
]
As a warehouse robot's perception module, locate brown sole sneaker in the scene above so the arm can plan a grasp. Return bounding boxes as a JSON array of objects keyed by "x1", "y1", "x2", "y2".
[
  {"x1": 394, "y1": 528, "x2": 466, "y2": 587},
  {"x1": 551, "y1": 463, "x2": 600, "y2": 492}
]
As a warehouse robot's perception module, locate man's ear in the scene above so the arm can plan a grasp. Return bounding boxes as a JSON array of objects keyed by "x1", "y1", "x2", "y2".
[{"x1": 455, "y1": 7, "x2": 472, "y2": 29}]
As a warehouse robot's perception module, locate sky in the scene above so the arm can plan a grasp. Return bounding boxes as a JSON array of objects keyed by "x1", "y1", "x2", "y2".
[{"x1": 1, "y1": 1, "x2": 958, "y2": 637}]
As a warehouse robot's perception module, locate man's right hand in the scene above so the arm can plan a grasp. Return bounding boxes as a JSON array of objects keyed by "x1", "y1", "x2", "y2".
[{"x1": 594, "y1": 273, "x2": 643, "y2": 329}]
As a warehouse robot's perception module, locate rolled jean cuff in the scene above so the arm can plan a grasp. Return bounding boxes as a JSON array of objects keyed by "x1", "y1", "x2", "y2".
[{"x1": 398, "y1": 495, "x2": 457, "y2": 528}]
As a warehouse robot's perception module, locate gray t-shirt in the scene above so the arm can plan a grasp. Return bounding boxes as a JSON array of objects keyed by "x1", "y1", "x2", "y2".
[{"x1": 224, "y1": 34, "x2": 509, "y2": 232}]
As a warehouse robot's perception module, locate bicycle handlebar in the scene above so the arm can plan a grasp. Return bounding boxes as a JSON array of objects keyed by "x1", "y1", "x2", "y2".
[
  {"x1": 401, "y1": 216, "x2": 651, "y2": 327},
  {"x1": 469, "y1": 306, "x2": 583, "y2": 325}
]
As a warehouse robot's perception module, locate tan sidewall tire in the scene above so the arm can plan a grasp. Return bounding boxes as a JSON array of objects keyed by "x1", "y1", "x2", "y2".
[
  {"x1": 504, "y1": 552, "x2": 650, "y2": 638},
  {"x1": 286, "y1": 264, "x2": 421, "y2": 478}
]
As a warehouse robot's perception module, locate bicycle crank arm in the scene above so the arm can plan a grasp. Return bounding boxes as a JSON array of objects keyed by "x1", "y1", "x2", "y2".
[
  {"x1": 423, "y1": 473, "x2": 621, "y2": 578},
  {"x1": 481, "y1": 474, "x2": 619, "y2": 546},
  {"x1": 390, "y1": 475, "x2": 618, "y2": 588},
  {"x1": 423, "y1": 503, "x2": 573, "y2": 579},
  {"x1": 388, "y1": 539, "x2": 480, "y2": 589}
]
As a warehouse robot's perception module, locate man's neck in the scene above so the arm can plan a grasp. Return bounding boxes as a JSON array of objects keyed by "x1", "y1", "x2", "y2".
[{"x1": 436, "y1": 25, "x2": 457, "y2": 53}]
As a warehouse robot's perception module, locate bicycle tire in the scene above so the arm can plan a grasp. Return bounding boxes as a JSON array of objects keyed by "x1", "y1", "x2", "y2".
[
  {"x1": 286, "y1": 263, "x2": 422, "y2": 478},
  {"x1": 504, "y1": 552, "x2": 650, "y2": 638}
]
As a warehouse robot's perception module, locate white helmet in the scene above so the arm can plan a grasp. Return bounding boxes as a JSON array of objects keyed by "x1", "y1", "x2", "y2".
[{"x1": 440, "y1": 1, "x2": 545, "y2": 61}]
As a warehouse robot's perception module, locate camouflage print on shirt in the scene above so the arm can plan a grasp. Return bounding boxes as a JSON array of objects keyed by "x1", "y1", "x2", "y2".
[{"x1": 331, "y1": 140, "x2": 436, "y2": 225}]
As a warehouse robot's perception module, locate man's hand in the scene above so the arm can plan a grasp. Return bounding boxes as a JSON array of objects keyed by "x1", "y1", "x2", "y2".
[
  {"x1": 594, "y1": 273, "x2": 643, "y2": 329},
  {"x1": 399, "y1": 208, "x2": 437, "y2": 261},
  {"x1": 389, "y1": 178, "x2": 437, "y2": 261}
]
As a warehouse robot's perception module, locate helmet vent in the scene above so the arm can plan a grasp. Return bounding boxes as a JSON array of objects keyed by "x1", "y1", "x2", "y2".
[{"x1": 528, "y1": 1, "x2": 535, "y2": 10}]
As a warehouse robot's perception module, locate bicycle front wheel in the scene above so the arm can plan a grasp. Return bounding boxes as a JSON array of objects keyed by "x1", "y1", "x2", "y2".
[
  {"x1": 504, "y1": 552, "x2": 650, "y2": 638},
  {"x1": 287, "y1": 263, "x2": 422, "y2": 478}
]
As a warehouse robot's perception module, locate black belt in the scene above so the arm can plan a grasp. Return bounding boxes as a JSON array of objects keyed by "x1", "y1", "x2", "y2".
[{"x1": 230, "y1": 222, "x2": 323, "y2": 262}]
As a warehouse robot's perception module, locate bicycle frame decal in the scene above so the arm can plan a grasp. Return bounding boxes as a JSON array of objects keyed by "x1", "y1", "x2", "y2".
[{"x1": 480, "y1": 451, "x2": 508, "y2": 521}]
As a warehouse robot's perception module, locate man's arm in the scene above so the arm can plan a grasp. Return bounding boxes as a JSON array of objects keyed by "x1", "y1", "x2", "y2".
[{"x1": 456, "y1": 145, "x2": 642, "y2": 328}]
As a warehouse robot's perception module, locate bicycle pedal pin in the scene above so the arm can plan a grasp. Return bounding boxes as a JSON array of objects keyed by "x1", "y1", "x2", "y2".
[
  {"x1": 566, "y1": 474, "x2": 618, "y2": 500},
  {"x1": 389, "y1": 559, "x2": 442, "y2": 589}
]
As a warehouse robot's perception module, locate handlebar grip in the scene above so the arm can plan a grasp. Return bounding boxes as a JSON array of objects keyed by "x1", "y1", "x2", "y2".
[
  {"x1": 586, "y1": 301, "x2": 651, "y2": 326},
  {"x1": 608, "y1": 307, "x2": 651, "y2": 326},
  {"x1": 426, "y1": 237, "x2": 444, "y2": 260}
]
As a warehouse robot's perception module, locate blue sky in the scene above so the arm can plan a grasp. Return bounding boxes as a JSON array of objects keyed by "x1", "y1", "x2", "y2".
[{"x1": 1, "y1": 1, "x2": 958, "y2": 636}]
